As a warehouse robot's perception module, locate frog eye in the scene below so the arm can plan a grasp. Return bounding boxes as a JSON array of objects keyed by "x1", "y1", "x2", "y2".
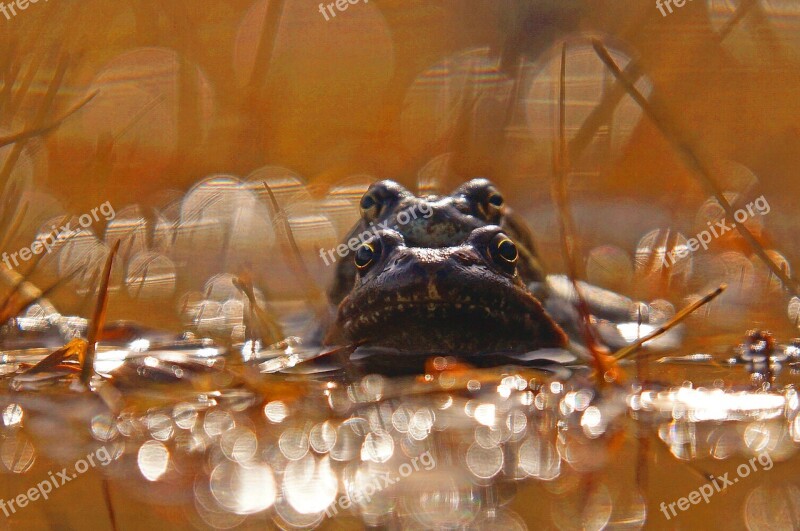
[
  {"x1": 355, "y1": 241, "x2": 381, "y2": 271},
  {"x1": 481, "y1": 191, "x2": 504, "y2": 219},
  {"x1": 487, "y1": 192, "x2": 504, "y2": 208},
  {"x1": 489, "y1": 233, "x2": 518, "y2": 274},
  {"x1": 359, "y1": 181, "x2": 409, "y2": 222},
  {"x1": 359, "y1": 193, "x2": 380, "y2": 219},
  {"x1": 456, "y1": 179, "x2": 505, "y2": 221}
]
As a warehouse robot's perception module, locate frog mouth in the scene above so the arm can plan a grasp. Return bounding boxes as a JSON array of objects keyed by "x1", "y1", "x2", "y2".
[{"x1": 338, "y1": 293, "x2": 566, "y2": 354}]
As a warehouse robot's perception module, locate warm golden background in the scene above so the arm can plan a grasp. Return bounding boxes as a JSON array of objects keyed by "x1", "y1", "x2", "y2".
[
  {"x1": 4, "y1": 0, "x2": 795, "y2": 197},
  {"x1": 1, "y1": 2, "x2": 800, "y2": 530},
  {"x1": 1, "y1": 0, "x2": 797, "y2": 311}
]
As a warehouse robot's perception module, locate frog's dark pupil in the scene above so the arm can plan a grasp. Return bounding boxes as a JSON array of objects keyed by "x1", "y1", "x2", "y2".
[
  {"x1": 360, "y1": 194, "x2": 376, "y2": 210},
  {"x1": 488, "y1": 193, "x2": 503, "y2": 207},
  {"x1": 355, "y1": 244, "x2": 375, "y2": 268},
  {"x1": 497, "y1": 239, "x2": 517, "y2": 262}
]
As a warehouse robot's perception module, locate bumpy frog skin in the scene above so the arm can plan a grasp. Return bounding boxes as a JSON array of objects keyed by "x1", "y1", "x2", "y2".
[
  {"x1": 327, "y1": 179, "x2": 546, "y2": 305},
  {"x1": 329, "y1": 226, "x2": 567, "y2": 353}
]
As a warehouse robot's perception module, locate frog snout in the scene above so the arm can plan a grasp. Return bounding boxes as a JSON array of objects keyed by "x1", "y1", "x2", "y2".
[{"x1": 400, "y1": 203, "x2": 473, "y2": 247}]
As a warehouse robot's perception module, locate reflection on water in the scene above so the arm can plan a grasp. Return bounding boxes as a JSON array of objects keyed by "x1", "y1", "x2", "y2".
[{"x1": 2, "y1": 319, "x2": 800, "y2": 529}]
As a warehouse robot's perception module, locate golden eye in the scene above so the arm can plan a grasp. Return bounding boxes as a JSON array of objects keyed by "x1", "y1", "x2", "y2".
[
  {"x1": 495, "y1": 238, "x2": 517, "y2": 262},
  {"x1": 355, "y1": 242, "x2": 378, "y2": 270},
  {"x1": 489, "y1": 234, "x2": 518, "y2": 274}
]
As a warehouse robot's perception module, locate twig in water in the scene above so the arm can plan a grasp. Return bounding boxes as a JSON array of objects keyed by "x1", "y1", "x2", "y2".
[{"x1": 614, "y1": 284, "x2": 727, "y2": 361}]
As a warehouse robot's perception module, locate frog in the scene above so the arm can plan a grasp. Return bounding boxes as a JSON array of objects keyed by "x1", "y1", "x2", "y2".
[
  {"x1": 322, "y1": 179, "x2": 657, "y2": 361},
  {"x1": 328, "y1": 226, "x2": 567, "y2": 354},
  {"x1": 327, "y1": 178, "x2": 547, "y2": 305}
]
